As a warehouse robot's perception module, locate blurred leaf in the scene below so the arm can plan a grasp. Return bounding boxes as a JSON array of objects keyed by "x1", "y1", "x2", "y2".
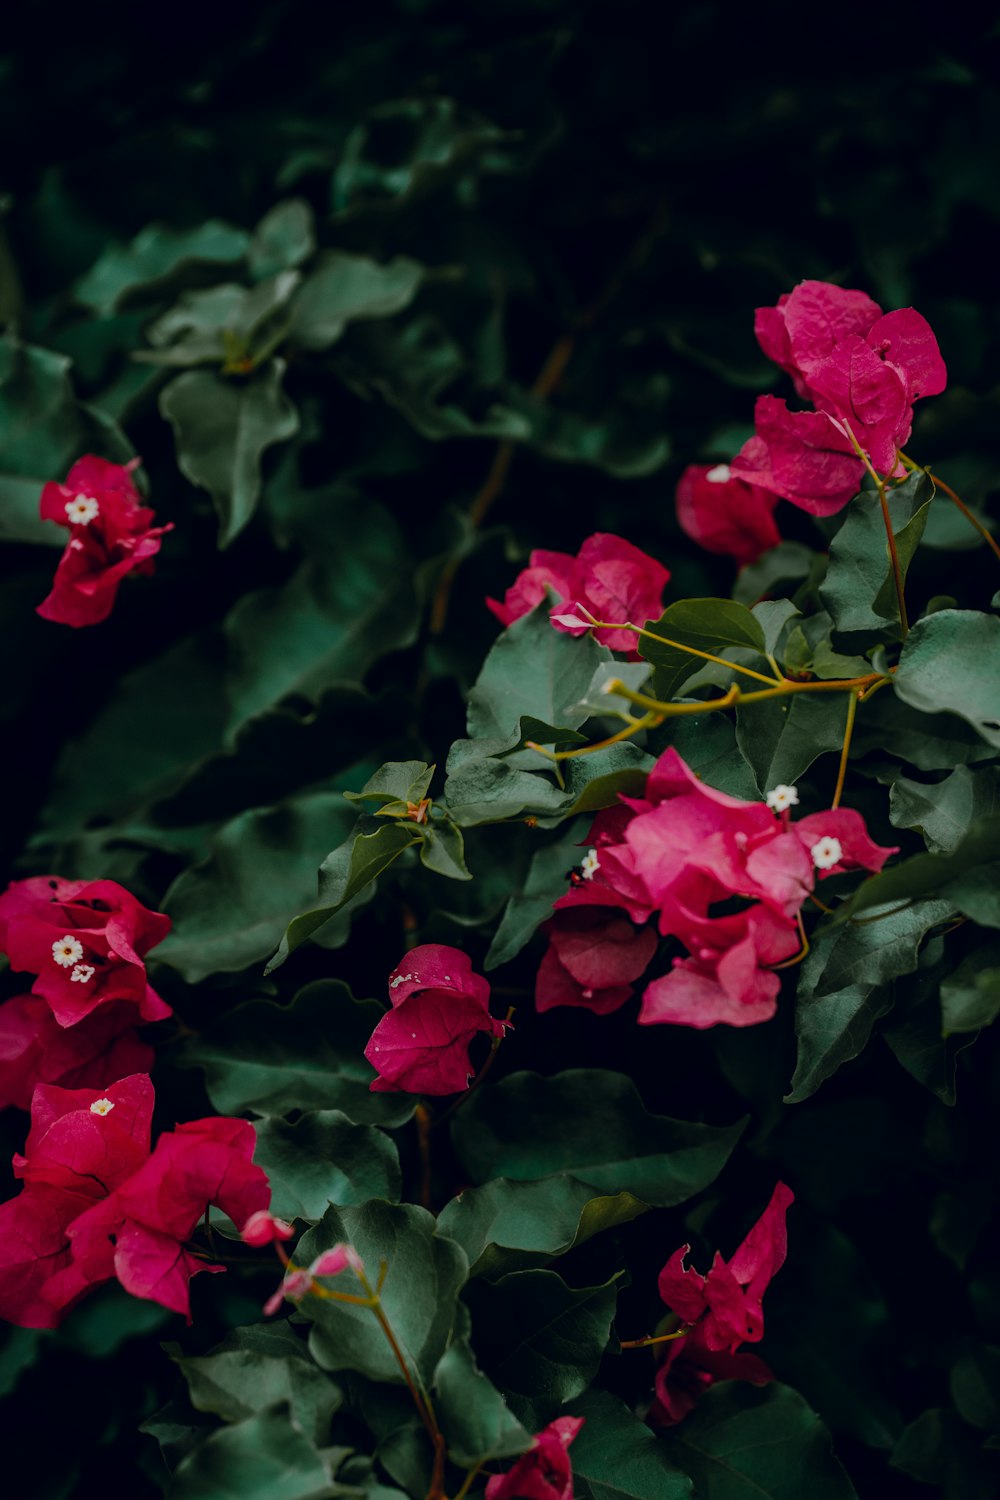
[
  {"x1": 289, "y1": 251, "x2": 425, "y2": 351},
  {"x1": 168, "y1": 1403, "x2": 351, "y2": 1500},
  {"x1": 160, "y1": 359, "x2": 299, "y2": 546},
  {"x1": 941, "y1": 942, "x2": 1000, "y2": 1033},
  {"x1": 248, "y1": 200, "x2": 317, "y2": 281},
  {"x1": 74, "y1": 220, "x2": 249, "y2": 315}
]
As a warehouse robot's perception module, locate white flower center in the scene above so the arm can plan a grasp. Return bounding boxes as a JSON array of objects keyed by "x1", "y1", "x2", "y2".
[
  {"x1": 52, "y1": 935, "x2": 84, "y2": 968},
  {"x1": 705, "y1": 464, "x2": 732, "y2": 483},
  {"x1": 65, "y1": 495, "x2": 100, "y2": 525},
  {"x1": 810, "y1": 836, "x2": 844, "y2": 870},
  {"x1": 90, "y1": 1098, "x2": 115, "y2": 1116},
  {"x1": 581, "y1": 849, "x2": 600, "y2": 880},
  {"x1": 766, "y1": 784, "x2": 800, "y2": 813},
  {"x1": 71, "y1": 964, "x2": 95, "y2": 983}
]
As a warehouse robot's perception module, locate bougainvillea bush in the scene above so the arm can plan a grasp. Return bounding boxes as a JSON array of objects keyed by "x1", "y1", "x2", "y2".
[{"x1": 4, "y1": 7, "x2": 1000, "y2": 1499}]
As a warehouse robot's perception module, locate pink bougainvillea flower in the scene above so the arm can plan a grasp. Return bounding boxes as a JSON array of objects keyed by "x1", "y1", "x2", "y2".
[
  {"x1": 754, "y1": 280, "x2": 884, "y2": 397},
  {"x1": 638, "y1": 904, "x2": 800, "y2": 1029},
  {"x1": 649, "y1": 1324, "x2": 774, "y2": 1427},
  {"x1": 535, "y1": 907, "x2": 658, "y2": 1015},
  {"x1": 241, "y1": 1209, "x2": 294, "y2": 1247},
  {"x1": 37, "y1": 455, "x2": 172, "y2": 627},
  {"x1": 0, "y1": 1074, "x2": 155, "y2": 1328},
  {"x1": 792, "y1": 807, "x2": 897, "y2": 879},
  {"x1": 488, "y1": 532, "x2": 669, "y2": 652},
  {"x1": 311, "y1": 1243, "x2": 365, "y2": 1278},
  {"x1": 53, "y1": 1115, "x2": 270, "y2": 1320},
  {"x1": 0, "y1": 994, "x2": 154, "y2": 1112},
  {"x1": 675, "y1": 463, "x2": 782, "y2": 568},
  {"x1": 485, "y1": 1415, "x2": 585, "y2": 1500},
  {"x1": 263, "y1": 1266, "x2": 314, "y2": 1317},
  {"x1": 0, "y1": 876, "x2": 171, "y2": 1028},
  {"x1": 658, "y1": 1181, "x2": 794, "y2": 1352},
  {"x1": 366, "y1": 945, "x2": 507, "y2": 1095},
  {"x1": 730, "y1": 397, "x2": 865, "y2": 516}
]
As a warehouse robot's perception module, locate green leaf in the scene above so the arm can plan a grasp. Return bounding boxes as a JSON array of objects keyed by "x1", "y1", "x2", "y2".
[
  {"x1": 812, "y1": 900, "x2": 956, "y2": 998},
  {"x1": 180, "y1": 980, "x2": 413, "y2": 1127},
  {"x1": 141, "y1": 273, "x2": 300, "y2": 368},
  {"x1": 639, "y1": 599, "x2": 766, "y2": 699},
  {"x1": 941, "y1": 942, "x2": 1000, "y2": 1033},
  {"x1": 267, "y1": 819, "x2": 422, "y2": 972},
  {"x1": 0, "y1": 334, "x2": 133, "y2": 487},
  {"x1": 432, "y1": 1339, "x2": 532, "y2": 1468},
  {"x1": 419, "y1": 821, "x2": 471, "y2": 881},
  {"x1": 437, "y1": 1176, "x2": 648, "y2": 1277},
  {"x1": 343, "y1": 762, "x2": 435, "y2": 810},
  {"x1": 655, "y1": 715, "x2": 760, "y2": 801},
  {"x1": 786, "y1": 921, "x2": 894, "y2": 1103},
  {"x1": 248, "y1": 200, "x2": 317, "y2": 281},
  {"x1": 297, "y1": 1202, "x2": 468, "y2": 1386},
  {"x1": 890, "y1": 766, "x2": 1000, "y2": 853},
  {"x1": 951, "y1": 1345, "x2": 1000, "y2": 1432},
  {"x1": 570, "y1": 1389, "x2": 694, "y2": 1500},
  {"x1": 252, "y1": 1110, "x2": 401, "y2": 1220},
  {"x1": 0, "y1": 473, "x2": 64, "y2": 547},
  {"x1": 224, "y1": 502, "x2": 419, "y2": 733},
  {"x1": 884, "y1": 973, "x2": 978, "y2": 1104},
  {"x1": 732, "y1": 541, "x2": 820, "y2": 607},
  {"x1": 735, "y1": 692, "x2": 851, "y2": 796},
  {"x1": 659, "y1": 1382, "x2": 857, "y2": 1500},
  {"x1": 170, "y1": 1325, "x2": 341, "y2": 1442},
  {"x1": 485, "y1": 824, "x2": 589, "y2": 969},
  {"x1": 840, "y1": 815, "x2": 1000, "y2": 926},
  {"x1": 159, "y1": 359, "x2": 299, "y2": 546},
  {"x1": 820, "y1": 474, "x2": 932, "y2": 636},
  {"x1": 289, "y1": 251, "x2": 426, "y2": 350},
  {"x1": 168, "y1": 1403, "x2": 350, "y2": 1500},
  {"x1": 73, "y1": 219, "x2": 249, "y2": 314},
  {"x1": 467, "y1": 605, "x2": 609, "y2": 741},
  {"x1": 157, "y1": 790, "x2": 357, "y2": 982},
  {"x1": 462, "y1": 1268, "x2": 619, "y2": 1426},
  {"x1": 893, "y1": 609, "x2": 1000, "y2": 748},
  {"x1": 452, "y1": 1070, "x2": 744, "y2": 1206}
]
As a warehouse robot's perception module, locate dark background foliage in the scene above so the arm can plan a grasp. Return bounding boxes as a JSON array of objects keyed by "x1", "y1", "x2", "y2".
[{"x1": 3, "y1": 4, "x2": 1000, "y2": 1497}]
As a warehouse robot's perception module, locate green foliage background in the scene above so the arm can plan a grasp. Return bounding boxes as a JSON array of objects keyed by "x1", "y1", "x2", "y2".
[{"x1": 3, "y1": 4, "x2": 1000, "y2": 1498}]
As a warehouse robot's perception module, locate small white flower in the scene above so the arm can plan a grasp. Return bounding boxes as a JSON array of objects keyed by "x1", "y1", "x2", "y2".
[
  {"x1": 705, "y1": 464, "x2": 732, "y2": 483},
  {"x1": 581, "y1": 849, "x2": 600, "y2": 881},
  {"x1": 90, "y1": 1098, "x2": 115, "y2": 1117},
  {"x1": 52, "y1": 935, "x2": 84, "y2": 968},
  {"x1": 810, "y1": 836, "x2": 844, "y2": 870},
  {"x1": 65, "y1": 494, "x2": 100, "y2": 525},
  {"x1": 71, "y1": 964, "x2": 95, "y2": 983},
  {"x1": 766, "y1": 784, "x2": 800, "y2": 813}
]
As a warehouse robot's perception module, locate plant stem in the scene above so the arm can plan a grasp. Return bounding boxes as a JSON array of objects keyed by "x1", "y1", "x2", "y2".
[
  {"x1": 431, "y1": 1007, "x2": 515, "y2": 1131},
  {"x1": 590, "y1": 620, "x2": 780, "y2": 684},
  {"x1": 832, "y1": 690, "x2": 860, "y2": 810},
  {"x1": 415, "y1": 1104, "x2": 433, "y2": 1211},
  {"x1": 619, "y1": 1327, "x2": 690, "y2": 1349},
  {"x1": 899, "y1": 451, "x2": 1000, "y2": 564},
  {"x1": 453, "y1": 1462, "x2": 484, "y2": 1500},
  {"x1": 773, "y1": 912, "x2": 809, "y2": 970}
]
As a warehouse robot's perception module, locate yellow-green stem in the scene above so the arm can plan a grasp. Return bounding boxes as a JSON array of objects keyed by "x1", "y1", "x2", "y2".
[
  {"x1": 900, "y1": 451, "x2": 1000, "y2": 564},
  {"x1": 841, "y1": 426, "x2": 908, "y2": 636},
  {"x1": 590, "y1": 621, "x2": 779, "y2": 685},
  {"x1": 832, "y1": 691, "x2": 860, "y2": 810}
]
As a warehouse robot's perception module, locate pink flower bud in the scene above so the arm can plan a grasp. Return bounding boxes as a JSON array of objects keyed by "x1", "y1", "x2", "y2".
[
  {"x1": 309, "y1": 1243, "x2": 364, "y2": 1278},
  {"x1": 241, "y1": 1209, "x2": 295, "y2": 1247}
]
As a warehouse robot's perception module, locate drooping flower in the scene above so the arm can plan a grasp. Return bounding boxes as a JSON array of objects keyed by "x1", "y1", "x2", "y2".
[
  {"x1": 366, "y1": 944, "x2": 508, "y2": 1095},
  {"x1": 37, "y1": 455, "x2": 172, "y2": 628},
  {"x1": 675, "y1": 463, "x2": 782, "y2": 568},
  {"x1": 488, "y1": 532, "x2": 670, "y2": 652},
  {"x1": 0, "y1": 995, "x2": 154, "y2": 1112},
  {"x1": 0, "y1": 876, "x2": 171, "y2": 1028},
  {"x1": 484, "y1": 1416, "x2": 585, "y2": 1500},
  {"x1": 649, "y1": 1182, "x2": 794, "y2": 1425}
]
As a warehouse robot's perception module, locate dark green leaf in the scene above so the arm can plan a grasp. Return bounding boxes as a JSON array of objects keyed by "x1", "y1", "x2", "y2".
[
  {"x1": 74, "y1": 220, "x2": 249, "y2": 314},
  {"x1": 893, "y1": 609, "x2": 1000, "y2": 748},
  {"x1": 786, "y1": 919, "x2": 894, "y2": 1103},
  {"x1": 659, "y1": 1382, "x2": 857, "y2": 1500},
  {"x1": 437, "y1": 1176, "x2": 647, "y2": 1277},
  {"x1": 639, "y1": 599, "x2": 766, "y2": 699},
  {"x1": 160, "y1": 360, "x2": 299, "y2": 546},
  {"x1": 168, "y1": 1403, "x2": 350, "y2": 1500},
  {"x1": 890, "y1": 766, "x2": 1000, "y2": 853},
  {"x1": 821, "y1": 475, "x2": 932, "y2": 636},
  {"x1": 570, "y1": 1389, "x2": 693, "y2": 1500},
  {"x1": 419, "y1": 821, "x2": 471, "y2": 880},
  {"x1": 812, "y1": 899, "x2": 955, "y2": 998},
  {"x1": 170, "y1": 1325, "x2": 341, "y2": 1443},
  {"x1": 180, "y1": 980, "x2": 413, "y2": 1127},
  {"x1": 462, "y1": 1269, "x2": 619, "y2": 1427},
  {"x1": 840, "y1": 815, "x2": 1000, "y2": 926},
  {"x1": 297, "y1": 1202, "x2": 468, "y2": 1386},
  {"x1": 157, "y1": 790, "x2": 357, "y2": 982},
  {"x1": 248, "y1": 200, "x2": 316, "y2": 281},
  {"x1": 735, "y1": 692, "x2": 851, "y2": 796},
  {"x1": 485, "y1": 824, "x2": 588, "y2": 969},
  {"x1": 941, "y1": 942, "x2": 1000, "y2": 1033},
  {"x1": 432, "y1": 1339, "x2": 532, "y2": 1467},
  {"x1": 252, "y1": 1111, "x2": 401, "y2": 1220},
  {"x1": 343, "y1": 762, "x2": 435, "y2": 810},
  {"x1": 452, "y1": 1070, "x2": 744, "y2": 1206},
  {"x1": 289, "y1": 251, "x2": 425, "y2": 350},
  {"x1": 467, "y1": 606, "x2": 609, "y2": 741},
  {"x1": 951, "y1": 1345, "x2": 1000, "y2": 1432}
]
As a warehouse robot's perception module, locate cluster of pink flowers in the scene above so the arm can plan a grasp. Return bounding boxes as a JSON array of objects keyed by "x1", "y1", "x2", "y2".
[
  {"x1": 536, "y1": 748, "x2": 895, "y2": 1028},
  {"x1": 364, "y1": 944, "x2": 508, "y2": 1095},
  {"x1": 37, "y1": 455, "x2": 171, "y2": 627},
  {"x1": 487, "y1": 532, "x2": 669, "y2": 651},
  {"x1": 0, "y1": 1072, "x2": 272, "y2": 1326},
  {"x1": 676, "y1": 280, "x2": 946, "y2": 565},
  {"x1": 0, "y1": 876, "x2": 171, "y2": 1110},
  {"x1": 650, "y1": 1181, "x2": 793, "y2": 1424}
]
